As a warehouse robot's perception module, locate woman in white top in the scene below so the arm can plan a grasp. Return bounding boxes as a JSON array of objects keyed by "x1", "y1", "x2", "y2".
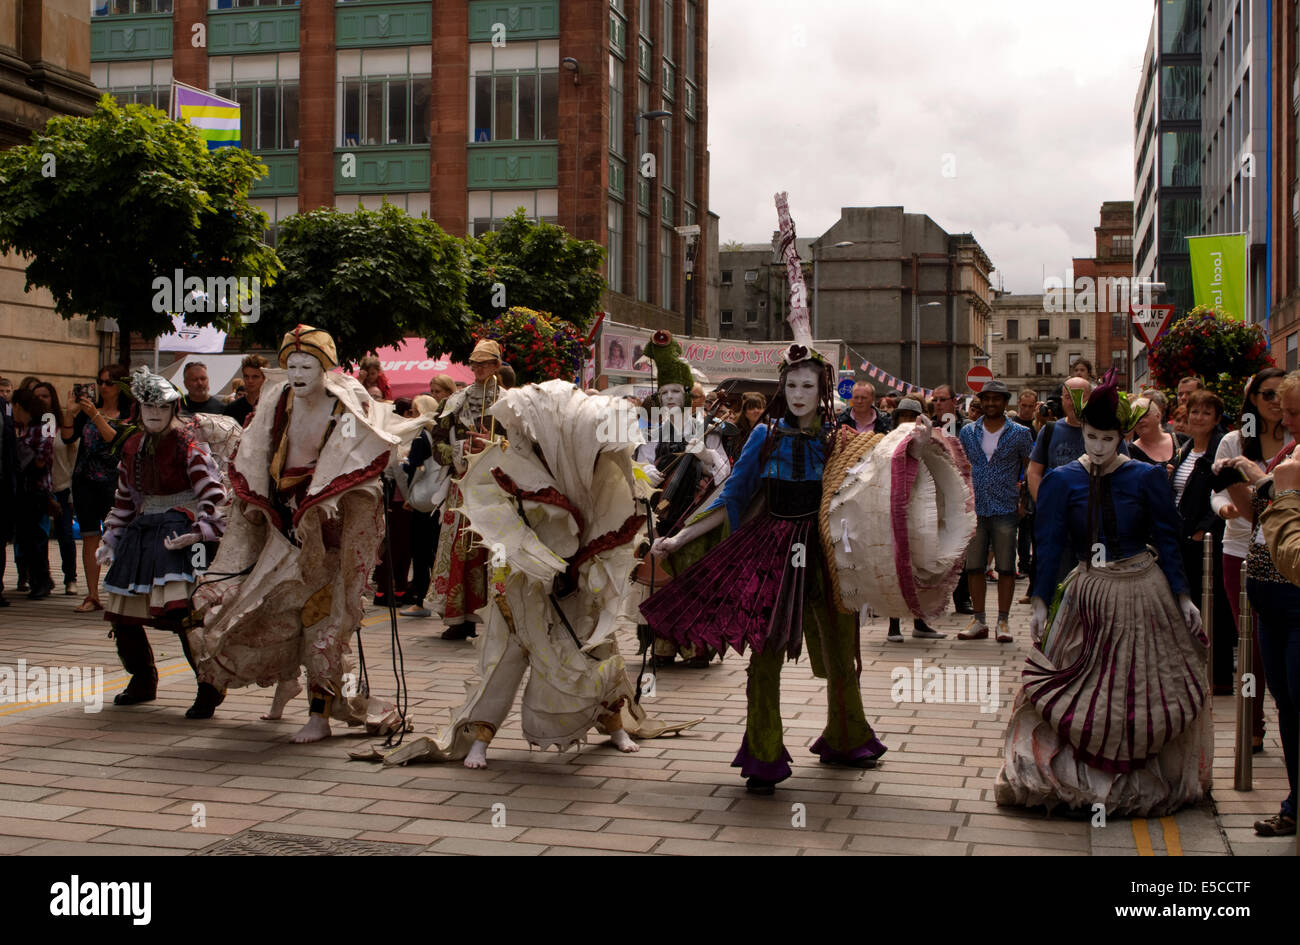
[{"x1": 1212, "y1": 368, "x2": 1290, "y2": 751}]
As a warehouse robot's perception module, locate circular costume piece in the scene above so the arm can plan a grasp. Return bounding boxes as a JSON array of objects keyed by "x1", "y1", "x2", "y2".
[{"x1": 822, "y1": 421, "x2": 975, "y2": 619}]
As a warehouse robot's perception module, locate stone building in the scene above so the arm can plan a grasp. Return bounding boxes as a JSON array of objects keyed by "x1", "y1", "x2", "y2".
[
  {"x1": 1, "y1": 1, "x2": 106, "y2": 392},
  {"x1": 90, "y1": 0, "x2": 711, "y2": 335},
  {"x1": 991, "y1": 293, "x2": 1095, "y2": 401}
]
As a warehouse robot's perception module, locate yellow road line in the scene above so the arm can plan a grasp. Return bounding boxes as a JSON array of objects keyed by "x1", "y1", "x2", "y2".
[
  {"x1": 1132, "y1": 818, "x2": 1155, "y2": 856},
  {"x1": 0, "y1": 664, "x2": 191, "y2": 717},
  {"x1": 1159, "y1": 816, "x2": 1183, "y2": 856}
]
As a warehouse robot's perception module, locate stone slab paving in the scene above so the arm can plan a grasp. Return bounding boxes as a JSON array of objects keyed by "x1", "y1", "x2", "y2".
[{"x1": 0, "y1": 571, "x2": 1292, "y2": 856}]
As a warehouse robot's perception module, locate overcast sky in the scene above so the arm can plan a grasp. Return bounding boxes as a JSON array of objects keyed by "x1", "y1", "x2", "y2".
[{"x1": 708, "y1": 0, "x2": 1155, "y2": 293}]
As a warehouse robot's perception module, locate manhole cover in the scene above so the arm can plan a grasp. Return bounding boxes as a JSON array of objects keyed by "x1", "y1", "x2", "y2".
[{"x1": 195, "y1": 830, "x2": 420, "y2": 856}]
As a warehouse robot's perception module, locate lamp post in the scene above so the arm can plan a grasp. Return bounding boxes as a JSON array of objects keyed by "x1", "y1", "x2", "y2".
[
  {"x1": 812, "y1": 239, "x2": 854, "y2": 341},
  {"x1": 913, "y1": 299, "x2": 941, "y2": 388}
]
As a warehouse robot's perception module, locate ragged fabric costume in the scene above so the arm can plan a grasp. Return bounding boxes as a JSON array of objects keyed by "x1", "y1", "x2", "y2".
[
  {"x1": 429, "y1": 378, "x2": 503, "y2": 624},
  {"x1": 995, "y1": 456, "x2": 1211, "y2": 816},
  {"x1": 641, "y1": 415, "x2": 887, "y2": 784},
  {"x1": 372, "y1": 381, "x2": 697, "y2": 764},
  {"x1": 191, "y1": 326, "x2": 415, "y2": 732}
]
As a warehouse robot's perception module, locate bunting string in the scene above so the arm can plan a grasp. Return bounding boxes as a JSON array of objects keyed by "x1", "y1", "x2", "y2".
[{"x1": 843, "y1": 344, "x2": 934, "y2": 399}]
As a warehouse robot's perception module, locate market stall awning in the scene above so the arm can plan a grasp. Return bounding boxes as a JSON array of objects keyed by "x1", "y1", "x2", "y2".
[{"x1": 356, "y1": 339, "x2": 475, "y2": 399}]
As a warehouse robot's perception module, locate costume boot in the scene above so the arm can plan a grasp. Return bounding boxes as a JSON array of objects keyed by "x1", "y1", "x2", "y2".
[
  {"x1": 177, "y1": 630, "x2": 225, "y2": 720},
  {"x1": 110, "y1": 624, "x2": 158, "y2": 705}
]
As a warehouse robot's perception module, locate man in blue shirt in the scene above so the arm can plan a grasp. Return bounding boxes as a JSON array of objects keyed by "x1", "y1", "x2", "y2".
[{"x1": 957, "y1": 380, "x2": 1034, "y2": 642}]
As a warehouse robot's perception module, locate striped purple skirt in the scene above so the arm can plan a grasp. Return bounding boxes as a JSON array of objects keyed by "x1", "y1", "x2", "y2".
[{"x1": 640, "y1": 510, "x2": 823, "y2": 660}]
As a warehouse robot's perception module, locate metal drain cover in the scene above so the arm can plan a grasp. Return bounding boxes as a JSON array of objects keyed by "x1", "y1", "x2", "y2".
[{"x1": 195, "y1": 830, "x2": 420, "y2": 856}]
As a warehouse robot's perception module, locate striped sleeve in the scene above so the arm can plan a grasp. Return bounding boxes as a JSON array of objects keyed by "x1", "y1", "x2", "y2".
[
  {"x1": 100, "y1": 459, "x2": 136, "y2": 550},
  {"x1": 187, "y1": 442, "x2": 228, "y2": 542}
]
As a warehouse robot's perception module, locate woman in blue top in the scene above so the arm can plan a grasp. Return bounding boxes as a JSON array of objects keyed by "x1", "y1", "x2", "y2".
[
  {"x1": 995, "y1": 371, "x2": 1210, "y2": 816},
  {"x1": 642, "y1": 343, "x2": 886, "y2": 795}
]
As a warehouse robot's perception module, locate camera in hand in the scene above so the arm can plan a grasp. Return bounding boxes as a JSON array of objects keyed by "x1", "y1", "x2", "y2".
[{"x1": 74, "y1": 382, "x2": 96, "y2": 403}]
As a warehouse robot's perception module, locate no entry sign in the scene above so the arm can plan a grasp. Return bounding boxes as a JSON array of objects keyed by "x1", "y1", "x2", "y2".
[{"x1": 966, "y1": 365, "x2": 993, "y2": 393}]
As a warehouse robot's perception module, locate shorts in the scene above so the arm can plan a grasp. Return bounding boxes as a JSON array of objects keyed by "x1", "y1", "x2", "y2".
[
  {"x1": 965, "y1": 514, "x2": 1018, "y2": 576},
  {"x1": 72, "y1": 478, "x2": 117, "y2": 536}
]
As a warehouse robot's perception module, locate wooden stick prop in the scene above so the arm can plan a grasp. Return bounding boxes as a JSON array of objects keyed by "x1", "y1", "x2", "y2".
[{"x1": 774, "y1": 192, "x2": 813, "y2": 348}]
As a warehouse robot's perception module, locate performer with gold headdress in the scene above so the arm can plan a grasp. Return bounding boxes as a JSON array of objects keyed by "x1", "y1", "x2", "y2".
[
  {"x1": 190, "y1": 325, "x2": 408, "y2": 743},
  {"x1": 429, "y1": 339, "x2": 505, "y2": 640}
]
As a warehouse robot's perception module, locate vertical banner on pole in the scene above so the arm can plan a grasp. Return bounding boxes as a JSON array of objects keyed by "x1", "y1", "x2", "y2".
[{"x1": 1188, "y1": 233, "x2": 1247, "y2": 320}]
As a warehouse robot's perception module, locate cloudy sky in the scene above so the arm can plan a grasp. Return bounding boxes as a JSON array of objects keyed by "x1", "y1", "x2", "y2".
[{"x1": 708, "y1": 0, "x2": 1155, "y2": 293}]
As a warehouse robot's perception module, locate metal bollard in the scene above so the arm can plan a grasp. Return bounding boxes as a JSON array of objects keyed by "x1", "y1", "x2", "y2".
[
  {"x1": 1202, "y1": 534, "x2": 1214, "y2": 710},
  {"x1": 1235, "y1": 560, "x2": 1253, "y2": 791}
]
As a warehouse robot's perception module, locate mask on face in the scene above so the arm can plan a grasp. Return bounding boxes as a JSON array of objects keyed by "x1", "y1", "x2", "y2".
[
  {"x1": 1082, "y1": 423, "x2": 1120, "y2": 466},
  {"x1": 784, "y1": 365, "x2": 821, "y2": 420},
  {"x1": 140, "y1": 403, "x2": 174, "y2": 434},
  {"x1": 286, "y1": 352, "x2": 325, "y2": 399},
  {"x1": 658, "y1": 383, "x2": 685, "y2": 410}
]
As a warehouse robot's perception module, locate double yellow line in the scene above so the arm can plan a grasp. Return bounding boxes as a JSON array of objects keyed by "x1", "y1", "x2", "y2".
[{"x1": 1131, "y1": 816, "x2": 1183, "y2": 855}]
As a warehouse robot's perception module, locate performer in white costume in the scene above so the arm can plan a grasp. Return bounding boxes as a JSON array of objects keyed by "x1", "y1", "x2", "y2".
[{"x1": 374, "y1": 380, "x2": 698, "y2": 769}]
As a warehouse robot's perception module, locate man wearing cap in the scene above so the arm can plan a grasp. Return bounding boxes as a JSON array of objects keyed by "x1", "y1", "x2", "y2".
[
  {"x1": 881, "y1": 398, "x2": 947, "y2": 641},
  {"x1": 191, "y1": 324, "x2": 409, "y2": 742},
  {"x1": 429, "y1": 339, "x2": 504, "y2": 640},
  {"x1": 956, "y1": 379, "x2": 1034, "y2": 643}
]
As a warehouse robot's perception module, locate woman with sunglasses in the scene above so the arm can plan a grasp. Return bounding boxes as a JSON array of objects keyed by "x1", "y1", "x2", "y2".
[
  {"x1": 64, "y1": 364, "x2": 133, "y2": 613},
  {"x1": 1212, "y1": 368, "x2": 1290, "y2": 751}
]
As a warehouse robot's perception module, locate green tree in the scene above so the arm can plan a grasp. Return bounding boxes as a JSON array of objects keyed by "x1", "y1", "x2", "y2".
[
  {"x1": 247, "y1": 200, "x2": 473, "y2": 365},
  {"x1": 0, "y1": 96, "x2": 281, "y2": 359},
  {"x1": 465, "y1": 208, "x2": 605, "y2": 339}
]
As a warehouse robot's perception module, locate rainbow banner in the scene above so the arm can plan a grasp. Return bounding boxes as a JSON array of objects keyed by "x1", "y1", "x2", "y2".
[{"x1": 172, "y1": 81, "x2": 240, "y2": 150}]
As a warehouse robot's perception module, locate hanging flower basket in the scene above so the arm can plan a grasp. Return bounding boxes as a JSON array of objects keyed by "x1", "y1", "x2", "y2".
[
  {"x1": 1148, "y1": 304, "x2": 1273, "y2": 421},
  {"x1": 472, "y1": 306, "x2": 587, "y2": 385}
]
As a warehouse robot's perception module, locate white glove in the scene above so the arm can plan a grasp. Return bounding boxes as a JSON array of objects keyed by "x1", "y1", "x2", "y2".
[
  {"x1": 906, "y1": 414, "x2": 933, "y2": 458},
  {"x1": 163, "y1": 530, "x2": 203, "y2": 552},
  {"x1": 650, "y1": 535, "x2": 680, "y2": 559},
  {"x1": 1028, "y1": 597, "x2": 1048, "y2": 643},
  {"x1": 95, "y1": 540, "x2": 115, "y2": 568},
  {"x1": 1177, "y1": 593, "x2": 1204, "y2": 638},
  {"x1": 642, "y1": 464, "x2": 664, "y2": 488}
]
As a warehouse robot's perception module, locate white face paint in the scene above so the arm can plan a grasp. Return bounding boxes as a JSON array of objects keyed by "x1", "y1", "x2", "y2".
[
  {"x1": 1082, "y1": 423, "x2": 1120, "y2": 466},
  {"x1": 658, "y1": 383, "x2": 685, "y2": 410},
  {"x1": 784, "y1": 364, "x2": 821, "y2": 420},
  {"x1": 140, "y1": 403, "x2": 174, "y2": 434},
  {"x1": 286, "y1": 352, "x2": 325, "y2": 398}
]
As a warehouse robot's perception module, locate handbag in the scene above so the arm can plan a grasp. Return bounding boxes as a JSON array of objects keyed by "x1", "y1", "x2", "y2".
[{"x1": 405, "y1": 430, "x2": 450, "y2": 513}]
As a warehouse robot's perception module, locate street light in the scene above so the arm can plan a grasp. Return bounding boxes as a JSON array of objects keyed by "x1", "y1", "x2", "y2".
[
  {"x1": 813, "y1": 240, "x2": 854, "y2": 340},
  {"x1": 913, "y1": 299, "x2": 941, "y2": 388}
]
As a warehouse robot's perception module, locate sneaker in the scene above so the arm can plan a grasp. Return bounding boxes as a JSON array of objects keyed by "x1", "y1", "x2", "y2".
[
  {"x1": 958, "y1": 618, "x2": 989, "y2": 640},
  {"x1": 886, "y1": 622, "x2": 904, "y2": 643},
  {"x1": 1253, "y1": 812, "x2": 1296, "y2": 837},
  {"x1": 400, "y1": 604, "x2": 431, "y2": 618},
  {"x1": 911, "y1": 621, "x2": 947, "y2": 640},
  {"x1": 64, "y1": 583, "x2": 77, "y2": 596},
  {"x1": 1018, "y1": 595, "x2": 1031, "y2": 604},
  {"x1": 995, "y1": 620, "x2": 1013, "y2": 643},
  {"x1": 440, "y1": 623, "x2": 477, "y2": 641}
]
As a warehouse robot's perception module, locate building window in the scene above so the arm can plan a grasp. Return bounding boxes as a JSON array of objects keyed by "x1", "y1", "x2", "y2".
[
  {"x1": 209, "y1": 0, "x2": 295, "y2": 8},
  {"x1": 608, "y1": 200, "x2": 624, "y2": 294},
  {"x1": 661, "y1": 117, "x2": 672, "y2": 191},
  {"x1": 97, "y1": 0, "x2": 174, "y2": 13},
  {"x1": 336, "y1": 193, "x2": 431, "y2": 217},
  {"x1": 1005, "y1": 318, "x2": 1018, "y2": 340},
  {"x1": 91, "y1": 59, "x2": 173, "y2": 111},
  {"x1": 1161, "y1": 130, "x2": 1201, "y2": 187},
  {"x1": 721, "y1": 309, "x2": 733, "y2": 327},
  {"x1": 1006, "y1": 352, "x2": 1019, "y2": 377},
  {"x1": 469, "y1": 42, "x2": 558, "y2": 144},
  {"x1": 660, "y1": 227, "x2": 673, "y2": 308},
  {"x1": 468, "y1": 190, "x2": 559, "y2": 237},
  {"x1": 1289, "y1": 333, "x2": 1299, "y2": 371},
  {"x1": 1112, "y1": 312, "x2": 1128, "y2": 337},
  {"x1": 1068, "y1": 318, "x2": 1081, "y2": 339},
  {"x1": 1037, "y1": 318, "x2": 1050, "y2": 338},
  {"x1": 636, "y1": 214, "x2": 649, "y2": 302},
  {"x1": 1111, "y1": 350, "x2": 1126, "y2": 375},
  {"x1": 250, "y1": 195, "x2": 298, "y2": 246},
  {"x1": 337, "y1": 47, "x2": 431, "y2": 147},
  {"x1": 1112, "y1": 235, "x2": 1132, "y2": 256},
  {"x1": 683, "y1": 120, "x2": 694, "y2": 204},
  {"x1": 746, "y1": 309, "x2": 757, "y2": 324},
  {"x1": 744, "y1": 269, "x2": 758, "y2": 282},
  {"x1": 1035, "y1": 353, "x2": 1052, "y2": 376},
  {"x1": 609, "y1": 54, "x2": 624, "y2": 155},
  {"x1": 721, "y1": 270, "x2": 733, "y2": 286},
  {"x1": 662, "y1": 0, "x2": 674, "y2": 63},
  {"x1": 684, "y1": 1, "x2": 697, "y2": 83},
  {"x1": 210, "y1": 54, "x2": 300, "y2": 152}
]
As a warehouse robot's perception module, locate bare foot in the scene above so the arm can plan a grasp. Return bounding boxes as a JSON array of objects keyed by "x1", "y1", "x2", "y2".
[
  {"x1": 291, "y1": 715, "x2": 331, "y2": 743},
  {"x1": 610, "y1": 729, "x2": 639, "y2": 753},
  {"x1": 464, "y1": 739, "x2": 489, "y2": 768},
  {"x1": 261, "y1": 677, "x2": 303, "y2": 720}
]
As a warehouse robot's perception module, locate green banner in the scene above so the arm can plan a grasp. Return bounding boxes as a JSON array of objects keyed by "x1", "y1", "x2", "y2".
[{"x1": 1188, "y1": 233, "x2": 1247, "y2": 320}]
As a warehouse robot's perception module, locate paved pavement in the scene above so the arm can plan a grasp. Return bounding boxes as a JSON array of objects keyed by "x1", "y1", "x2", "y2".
[{"x1": 0, "y1": 571, "x2": 1294, "y2": 856}]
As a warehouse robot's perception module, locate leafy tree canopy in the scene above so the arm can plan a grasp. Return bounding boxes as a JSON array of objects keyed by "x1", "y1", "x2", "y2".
[
  {"x1": 247, "y1": 200, "x2": 473, "y2": 366},
  {"x1": 465, "y1": 208, "x2": 605, "y2": 343},
  {"x1": 0, "y1": 95, "x2": 281, "y2": 340}
]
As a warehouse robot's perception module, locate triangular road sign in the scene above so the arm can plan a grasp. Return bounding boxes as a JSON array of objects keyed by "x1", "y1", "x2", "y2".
[{"x1": 1130, "y1": 304, "x2": 1176, "y2": 348}]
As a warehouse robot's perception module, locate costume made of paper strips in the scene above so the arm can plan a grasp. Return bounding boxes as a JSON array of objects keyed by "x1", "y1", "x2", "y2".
[
  {"x1": 190, "y1": 326, "x2": 409, "y2": 731},
  {"x1": 641, "y1": 406, "x2": 887, "y2": 785},
  {"x1": 996, "y1": 380, "x2": 1211, "y2": 816},
  {"x1": 429, "y1": 376, "x2": 503, "y2": 626},
  {"x1": 377, "y1": 381, "x2": 697, "y2": 764}
]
